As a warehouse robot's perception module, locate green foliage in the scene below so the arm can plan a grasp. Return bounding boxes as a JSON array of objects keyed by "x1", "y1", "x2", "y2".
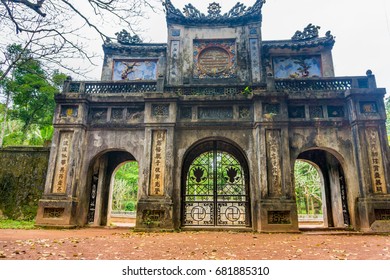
[
  {"x1": 125, "y1": 201, "x2": 136, "y2": 212},
  {"x1": 112, "y1": 161, "x2": 139, "y2": 212},
  {"x1": 0, "y1": 44, "x2": 66, "y2": 146},
  {"x1": 294, "y1": 160, "x2": 322, "y2": 215},
  {"x1": 0, "y1": 219, "x2": 36, "y2": 229},
  {"x1": 7, "y1": 58, "x2": 56, "y2": 131},
  {"x1": 242, "y1": 86, "x2": 252, "y2": 95}
]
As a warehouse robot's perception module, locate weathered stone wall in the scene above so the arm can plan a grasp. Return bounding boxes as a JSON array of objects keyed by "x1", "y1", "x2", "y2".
[{"x1": 0, "y1": 147, "x2": 49, "y2": 220}]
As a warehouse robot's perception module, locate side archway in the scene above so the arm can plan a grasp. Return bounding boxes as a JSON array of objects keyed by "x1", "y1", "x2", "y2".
[
  {"x1": 181, "y1": 140, "x2": 251, "y2": 228},
  {"x1": 294, "y1": 148, "x2": 350, "y2": 228},
  {"x1": 86, "y1": 150, "x2": 139, "y2": 226}
]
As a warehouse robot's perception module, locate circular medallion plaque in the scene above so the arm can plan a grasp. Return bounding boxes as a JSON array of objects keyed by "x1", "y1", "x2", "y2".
[{"x1": 198, "y1": 47, "x2": 231, "y2": 76}]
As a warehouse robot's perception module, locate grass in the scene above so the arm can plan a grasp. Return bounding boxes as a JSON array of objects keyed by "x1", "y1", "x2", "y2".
[{"x1": 0, "y1": 219, "x2": 36, "y2": 229}]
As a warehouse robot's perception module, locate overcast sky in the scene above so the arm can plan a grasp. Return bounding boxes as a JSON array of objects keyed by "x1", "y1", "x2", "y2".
[{"x1": 87, "y1": 0, "x2": 390, "y2": 96}]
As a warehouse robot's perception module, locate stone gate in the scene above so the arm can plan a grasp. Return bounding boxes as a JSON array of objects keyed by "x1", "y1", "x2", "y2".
[{"x1": 36, "y1": 0, "x2": 390, "y2": 232}]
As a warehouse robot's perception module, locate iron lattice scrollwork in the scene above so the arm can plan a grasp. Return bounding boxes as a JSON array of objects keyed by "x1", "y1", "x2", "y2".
[
  {"x1": 183, "y1": 150, "x2": 249, "y2": 227},
  {"x1": 275, "y1": 79, "x2": 352, "y2": 91}
]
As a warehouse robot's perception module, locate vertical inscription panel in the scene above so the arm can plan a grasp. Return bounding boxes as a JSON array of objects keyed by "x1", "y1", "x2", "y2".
[
  {"x1": 169, "y1": 40, "x2": 180, "y2": 84},
  {"x1": 366, "y1": 128, "x2": 387, "y2": 193},
  {"x1": 249, "y1": 38, "x2": 261, "y2": 83},
  {"x1": 266, "y1": 130, "x2": 282, "y2": 197},
  {"x1": 52, "y1": 132, "x2": 73, "y2": 193},
  {"x1": 150, "y1": 130, "x2": 167, "y2": 196}
]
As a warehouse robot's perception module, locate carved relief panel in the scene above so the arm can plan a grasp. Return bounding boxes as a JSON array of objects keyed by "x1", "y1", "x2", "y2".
[
  {"x1": 193, "y1": 39, "x2": 236, "y2": 79},
  {"x1": 266, "y1": 129, "x2": 282, "y2": 197}
]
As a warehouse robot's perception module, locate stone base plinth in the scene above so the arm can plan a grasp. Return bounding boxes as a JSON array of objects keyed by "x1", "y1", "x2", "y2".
[
  {"x1": 357, "y1": 195, "x2": 390, "y2": 232},
  {"x1": 258, "y1": 199, "x2": 299, "y2": 232},
  {"x1": 35, "y1": 196, "x2": 78, "y2": 227},
  {"x1": 135, "y1": 199, "x2": 174, "y2": 231}
]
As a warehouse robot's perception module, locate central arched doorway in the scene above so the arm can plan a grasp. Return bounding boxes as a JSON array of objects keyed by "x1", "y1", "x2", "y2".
[{"x1": 182, "y1": 140, "x2": 251, "y2": 228}]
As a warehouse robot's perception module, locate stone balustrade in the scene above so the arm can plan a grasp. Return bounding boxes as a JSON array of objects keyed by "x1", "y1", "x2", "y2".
[{"x1": 62, "y1": 74, "x2": 377, "y2": 96}]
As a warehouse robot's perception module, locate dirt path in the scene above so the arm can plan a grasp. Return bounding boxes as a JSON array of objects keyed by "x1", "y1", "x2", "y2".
[{"x1": 0, "y1": 228, "x2": 389, "y2": 260}]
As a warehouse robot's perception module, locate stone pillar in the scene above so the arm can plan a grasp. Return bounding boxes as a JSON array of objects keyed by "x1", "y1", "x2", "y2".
[
  {"x1": 255, "y1": 97, "x2": 298, "y2": 232},
  {"x1": 346, "y1": 88, "x2": 390, "y2": 231},
  {"x1": 135, "y1": 95, "x2": 177, "y2": 230},
  {"x1": 36, "y1": 99, "x2": 88, "y2": 227}
]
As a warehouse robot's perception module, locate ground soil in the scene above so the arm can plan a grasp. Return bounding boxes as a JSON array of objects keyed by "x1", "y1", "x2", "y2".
[{"x1": 0, "y1": 228, "x2": 389, "y2": 260}]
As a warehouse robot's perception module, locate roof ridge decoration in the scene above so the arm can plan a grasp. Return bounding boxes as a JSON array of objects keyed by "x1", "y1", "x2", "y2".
[
  {"x1": 115, "y1": 29, "x2": 143, "y2": 45},
  {"x1": 292, "y1": 23, "x2": 323, "y2": 41},
  {"x1": 163, "y1": 0, "x2": 265, "y2": 25},
  {"x1": 263, "y1": 24, "x2": 335, "y2": 51}
]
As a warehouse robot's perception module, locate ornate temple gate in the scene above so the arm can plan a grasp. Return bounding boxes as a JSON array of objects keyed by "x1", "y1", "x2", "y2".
[
  {"x1": 35, "y1": 0, "x2": 390, "y2": 232},
  {"x1": 182, "y1": 141, "x2": 250, "y2": 227}
]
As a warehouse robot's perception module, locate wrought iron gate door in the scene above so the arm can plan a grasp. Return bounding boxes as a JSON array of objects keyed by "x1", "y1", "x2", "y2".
[{"x1": 183, "y1": 149, "x2": 250, "y2": 227}]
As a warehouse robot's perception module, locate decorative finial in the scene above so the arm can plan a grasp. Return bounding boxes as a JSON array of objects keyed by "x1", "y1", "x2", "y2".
[{"x1": 207, "y1": 2, "x2": 221, "y2": 17}]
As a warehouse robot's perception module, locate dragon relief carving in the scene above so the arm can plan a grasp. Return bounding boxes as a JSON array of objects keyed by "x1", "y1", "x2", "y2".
[
  {"x1": 183, "y1": 3, "x2": 203, "y2": 18},
  {"x1": 291, "y1": 24, "x2": 321, "y2": 41},
  {"x1": 115, "y1": 29, "x2": 142, "y2": 45}
]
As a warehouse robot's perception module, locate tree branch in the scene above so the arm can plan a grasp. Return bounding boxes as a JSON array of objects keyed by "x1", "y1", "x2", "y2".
[{"x1": 7, "y1": 0, "x2": 47, "y2": 17}]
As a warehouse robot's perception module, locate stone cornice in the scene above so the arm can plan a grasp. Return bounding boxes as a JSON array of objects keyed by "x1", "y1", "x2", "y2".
[
  {"x1": 263, "y1": 36, "x2": 335, "y2": 52},
  {"x1": 103, "y1": 42, "x2": 167, "y2": 53}
]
